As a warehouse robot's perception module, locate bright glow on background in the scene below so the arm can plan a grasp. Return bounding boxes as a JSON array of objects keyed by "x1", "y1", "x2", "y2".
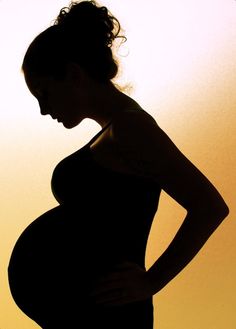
[{"x1": 1, "y1": 0, "x2": 236, "y2": 328}]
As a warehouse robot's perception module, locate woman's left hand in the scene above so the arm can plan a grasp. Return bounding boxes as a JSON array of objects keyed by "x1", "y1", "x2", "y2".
[{"x1": 88, "y1": 261, "x2": 154, "y2": 307}]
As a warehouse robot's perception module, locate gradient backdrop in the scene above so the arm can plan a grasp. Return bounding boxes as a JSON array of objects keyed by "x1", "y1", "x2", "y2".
[{"x1": 1, "y1": 0, "x2": 235, "y2": 328}]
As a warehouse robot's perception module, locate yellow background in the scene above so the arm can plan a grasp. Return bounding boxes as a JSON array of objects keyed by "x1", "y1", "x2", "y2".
[{"x1": 1, "y1": 0, "x2": 235, "y2": 328}]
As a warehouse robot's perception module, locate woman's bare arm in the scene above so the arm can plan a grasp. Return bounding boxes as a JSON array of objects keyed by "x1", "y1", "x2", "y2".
[{"x1": 112, "y1": 109, "x2": 229, "y2": 294}]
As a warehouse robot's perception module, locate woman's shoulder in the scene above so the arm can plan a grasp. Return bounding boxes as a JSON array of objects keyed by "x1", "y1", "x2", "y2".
[
  {"x1": 113, "y1": 105, "x2": 157, "y2": 124},
  {"x1": 111, "y1": 105, "x2": 159, "y2": 144}
]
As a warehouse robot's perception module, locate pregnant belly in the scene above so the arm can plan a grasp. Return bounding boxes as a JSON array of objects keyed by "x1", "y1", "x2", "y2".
[
  {"x1": 7, "y1": 205, "x2": 147, "y2": 327},
  {"x1": 8, "y1": 205, "x2": 119, "y2": 323},
  {"x1": 8, "y1": 205, "x2": 84, "y2": 279}
]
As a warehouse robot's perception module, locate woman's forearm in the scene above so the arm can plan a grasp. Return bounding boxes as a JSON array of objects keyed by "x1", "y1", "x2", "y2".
[{"x1": 147, "y1": 204, "x2": 229, "y2": 295}]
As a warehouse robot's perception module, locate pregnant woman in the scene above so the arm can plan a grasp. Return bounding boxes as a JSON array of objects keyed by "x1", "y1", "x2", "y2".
[{"x1": 8, "y1": 1, "x2": 229, "y2": 328}]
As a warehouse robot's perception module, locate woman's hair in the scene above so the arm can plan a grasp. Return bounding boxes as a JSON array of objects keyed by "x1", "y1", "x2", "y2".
[{"x1": 22, "y1": 0, "x2": 126, "y2": 82}]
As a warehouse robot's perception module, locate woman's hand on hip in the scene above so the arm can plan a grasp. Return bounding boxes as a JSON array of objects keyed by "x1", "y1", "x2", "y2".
[{"x1": 88, "y1": 261, "x2": 154, "y2": 307}]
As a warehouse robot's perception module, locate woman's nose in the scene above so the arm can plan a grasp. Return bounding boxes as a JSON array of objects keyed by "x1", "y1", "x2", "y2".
[{"x1": 38, "y1": 100, "x2": 50, "y2": 116}]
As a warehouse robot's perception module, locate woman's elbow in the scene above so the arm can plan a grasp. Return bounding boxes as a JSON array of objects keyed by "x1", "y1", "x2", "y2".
[
  {"x1": 217, "y1": 200, "x2": 230, "y2": 220},
  {"x1": 201, "y1": 197, "x2": 229, "y2": 222},
  {"x1": 187, "y1": 193, "x2": 229, "y2": 222}
]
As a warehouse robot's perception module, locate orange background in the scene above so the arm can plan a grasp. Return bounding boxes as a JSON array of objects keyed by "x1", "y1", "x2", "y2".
[{"x1": 0, "y1": 0, "x2": 235, "y2": 328}]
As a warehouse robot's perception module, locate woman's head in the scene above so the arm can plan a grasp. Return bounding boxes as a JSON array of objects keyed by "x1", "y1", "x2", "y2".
[
  {"x1": 22, "y1": 0, "x2": 128, "y2": 128},
  {"x1": 22, "y1": 0, "x2": 126, "y2": 82}
]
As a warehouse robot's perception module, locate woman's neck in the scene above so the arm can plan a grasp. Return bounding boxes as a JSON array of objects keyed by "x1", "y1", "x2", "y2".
[{"x1": 86, "y1": 81, "x2": 139, "y2": 128}]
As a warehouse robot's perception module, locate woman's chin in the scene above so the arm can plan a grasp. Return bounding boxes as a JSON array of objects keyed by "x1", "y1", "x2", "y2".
[
  {"x1": 58, "y1": 116, "x2": 83, "y2": 129},
  {"x1": 61, "y1": 120, "x2": 77, "y2": 129}
]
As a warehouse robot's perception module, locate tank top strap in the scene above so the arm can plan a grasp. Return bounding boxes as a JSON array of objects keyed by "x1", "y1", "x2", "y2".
[
  {"x1": 85, "y1": 105, "x2": 144, "y2": 147},
  {"x1": 86, "y1": 120, "x2": 112, "y2": 147}
]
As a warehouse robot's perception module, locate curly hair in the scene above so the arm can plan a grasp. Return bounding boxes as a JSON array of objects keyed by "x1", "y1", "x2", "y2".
[{"x1": 22, "y1": 0, "x2": 126, "y2": 82}]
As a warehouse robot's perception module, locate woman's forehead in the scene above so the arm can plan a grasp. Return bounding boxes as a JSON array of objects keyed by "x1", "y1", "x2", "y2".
[{"x1": 24, "y1": 71, "x2": 49, "y2": 95}]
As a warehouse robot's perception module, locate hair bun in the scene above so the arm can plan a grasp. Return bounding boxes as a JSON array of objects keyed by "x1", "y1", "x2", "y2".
[
  {"x1": 23, "y1": 0, "x2": 127, "y2": 83},
  {"x1": 54, "y1": 1, "x2": 124, "y2": 48}
]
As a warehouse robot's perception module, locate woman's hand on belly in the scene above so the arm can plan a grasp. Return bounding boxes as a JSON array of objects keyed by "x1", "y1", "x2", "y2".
[{"x1": 88, "y1": 261, "x2": 154, "y2": 307}]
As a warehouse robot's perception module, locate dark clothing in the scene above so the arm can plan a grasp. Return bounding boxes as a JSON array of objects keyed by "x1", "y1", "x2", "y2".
[{"x1": 8, "y1": 122, "x2": 161, "y2": 328}]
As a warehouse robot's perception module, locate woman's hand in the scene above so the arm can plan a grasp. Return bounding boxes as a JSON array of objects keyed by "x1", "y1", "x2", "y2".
[{"x1": 89, "y1": 261, "x2": 154, "y2": 307}]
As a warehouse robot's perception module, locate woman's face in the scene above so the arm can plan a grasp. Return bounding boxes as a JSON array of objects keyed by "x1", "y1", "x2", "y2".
[{"x1": 24, "y1": 67, "x2": 89, "y2": 129}]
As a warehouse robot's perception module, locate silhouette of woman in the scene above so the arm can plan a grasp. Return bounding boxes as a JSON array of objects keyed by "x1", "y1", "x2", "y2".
[{"x1": 8, "y1": 1, "x2": 229, "y2": 328}]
